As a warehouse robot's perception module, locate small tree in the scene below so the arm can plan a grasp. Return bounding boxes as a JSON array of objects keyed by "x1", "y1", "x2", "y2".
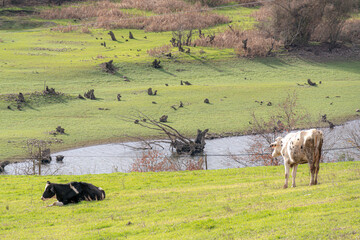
[
  {"x1": 262, "y1": 0, "x2": 358, "y2": 48},
  {"x1": 231, "y1": 91, "x2": 310, "y2": 166},
  {"x1": 26, "y1": 139, "x2": 51, "y2": 175}
]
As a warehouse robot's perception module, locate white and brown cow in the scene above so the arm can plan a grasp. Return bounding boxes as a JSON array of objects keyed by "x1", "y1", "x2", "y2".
[
  {"x1": 41, "y1": 181, "x2": 105, "y2": 207},
  {"x1": 270, "y1": 129, "x2": 323, "y2": 188}
]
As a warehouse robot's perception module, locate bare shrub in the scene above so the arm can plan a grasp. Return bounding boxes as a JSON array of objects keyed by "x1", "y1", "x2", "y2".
[
  {"x1": 259, "y1": 0, "x2": 358, "y2": 48},
  {"x1": 40, "y1": 0, "x2": 127, "y2": 20},
  {"x1": 339, "y1": 19, "x2": 360, "y2": 44},
  {"x1": 119, "y1": 0, "x2": 198, "y2": 14},
  {"x1": 194, "y1": 27, "x2": 281, "y2": 57},
  {"x1": 81, "y1": 26, "x2": 91, "y2": 34},
  {"x1": 130, "y1": 150, "x2": 204, "y2": 172},
  {"x1": 51, "y1": 24, "x2": 78, "y2": 33},
  {"x1": 231, "y1": 91, "x2": 309, "y2": 167},
  {"x1": 186, "y1": 0, "x2": 256, "y2": 6},
  {"x1": 147, "y1": 44, "x2": 172, "y2": 57},
  {"x1": 312, "y1": 0, "x2": 357, "y2": 50},
  {"x1": 100, "y1": 12, "x2": 230, "y2": 31},
  {"x1": 344, "y1": 121, "x2": 360, "y2": 159}
]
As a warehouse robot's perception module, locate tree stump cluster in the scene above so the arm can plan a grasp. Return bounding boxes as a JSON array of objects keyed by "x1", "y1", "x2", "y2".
[
  {"x1": 44, "y1": 86, "x2": 56, "y2": 95},
  {"x1": 127, "y1": 113, "x2": 209, "y2": 156},
  {"x1": 100, "y1": 60, "x2": 117, "y2": 74},
  {"x1": 148, "y1": 88, "x2": 157, "y2": 96},
  {"x1": 56, "y1": 126, "x2": 65, "y2": 134},
  {"x1": 181, "y1": 80, "x2": 191, "y2": 85},
  {"x1": 152, "y1": 59, "x2": 161, "y2": 68},
  {"x1": 84, "y1": 89, "x2": 96, "y2": 100}
]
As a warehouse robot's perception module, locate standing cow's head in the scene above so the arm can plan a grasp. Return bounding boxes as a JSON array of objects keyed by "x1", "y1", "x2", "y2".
[
  {"x1": 41, "y1": 181, "x2": 55, "y2": 201},
  {"x1": 270, "y1": 137, "x2": 282, "y2": 158}
]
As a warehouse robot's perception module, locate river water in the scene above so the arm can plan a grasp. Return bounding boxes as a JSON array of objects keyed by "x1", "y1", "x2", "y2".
[{"x1": 3, "y1": 120, "x2": 359, "y2": 175}]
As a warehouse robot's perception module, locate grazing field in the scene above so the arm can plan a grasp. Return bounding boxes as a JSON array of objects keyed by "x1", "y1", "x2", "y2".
[
  {"x1": 0, "y1": 27, "x2": 359, "y2": 160},
  {"x1": 0, "y1": 161, "x2": 360, "y2": 239},
  {"x1": 0, "y1": 3, "x2": 359, "y2": 162}
]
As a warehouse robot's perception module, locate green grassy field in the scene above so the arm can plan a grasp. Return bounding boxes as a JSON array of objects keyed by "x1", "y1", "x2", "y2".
[
  {"x1": 0, "y1": 5, "x2": 359, "y2": 161},
  {"x1": 0, "y1": 161, "x2": 359, "y2": 239}
]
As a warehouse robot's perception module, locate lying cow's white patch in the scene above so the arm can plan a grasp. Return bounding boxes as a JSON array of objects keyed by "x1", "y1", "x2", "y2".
[{"x1": 69, "y1": 183, "x2": 79, "y2": 194}]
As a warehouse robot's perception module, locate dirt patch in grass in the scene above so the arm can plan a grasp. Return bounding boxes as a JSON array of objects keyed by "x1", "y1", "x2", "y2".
[{"x1": 285, "y1": 44, "x2": 360, "y2": 62}]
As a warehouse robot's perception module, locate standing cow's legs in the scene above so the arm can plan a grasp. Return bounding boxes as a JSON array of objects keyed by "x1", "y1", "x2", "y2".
[
  {"x1": 308, "y1": 161, "x2": 316, "y2": 186},
  {"x1": 284, "y1": 162, "x2": 290, "y2": 189},
  {"x1": 291, "y1": 164, "x2": 298, "y2": 187},
  {"x1": 314, "y1": 159, "x2": 320, "y2": 185}
]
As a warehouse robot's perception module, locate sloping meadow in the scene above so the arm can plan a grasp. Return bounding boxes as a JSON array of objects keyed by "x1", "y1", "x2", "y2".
[{"x1": 0, "y1": 161, "x2": 359, "y2": 239}]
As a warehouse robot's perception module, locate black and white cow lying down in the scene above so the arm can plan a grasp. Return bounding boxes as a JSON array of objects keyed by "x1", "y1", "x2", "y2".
[{"x1": 41, "y1": 181, "x2": 105, "y2": 207}]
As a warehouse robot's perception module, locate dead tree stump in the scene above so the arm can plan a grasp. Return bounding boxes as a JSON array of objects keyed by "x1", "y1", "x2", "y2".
[
  {"x1": 108, "y1": 31, "x2": 117, "y2": 41},
  {"x1": 307, "y1": 79, "x2": 317, "y2": 86},
  {"x1": 17, "y1": 92, "x2": 25, "y2": 103},
  {"x1": 152, "y1": 59, "x2": 161, "y2": 68},
  {"x1": 160, "y1": 115, "x2": 168, "y2": 122},
  {"x1": 148, "y1": 88, "x2": 153, "y2": 95},
  {"x1": 56, "y1": 155, "x2": 64, "y2": 162},
  {"x1": 84, "y1": 89, "x2": 96, "y2": 100},
  {"x1": 56, "y1": 126, "x2": 65, "y2": 134},
  {"x1": 0, "y1": 161, "x2": 10, "y2": 172},
  {"x1": 100, "y1": 60, "x2": 117, "y2": 74},
  {"x1": 129, "y1": 31, "x2": 134, "y2": 39}
]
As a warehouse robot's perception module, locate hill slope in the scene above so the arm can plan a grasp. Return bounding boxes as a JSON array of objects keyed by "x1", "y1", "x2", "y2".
[{"x1": 1, "y1": 162, "x2": 360, "y2": 239}]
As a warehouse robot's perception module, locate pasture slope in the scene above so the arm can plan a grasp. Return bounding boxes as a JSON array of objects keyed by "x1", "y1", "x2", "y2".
[
  {"x1": 0, "y1": 161, "x2": 360, "y2": 239},
  {"x1": 0, "y1": 4, "x2": 360, "y2": 161}
]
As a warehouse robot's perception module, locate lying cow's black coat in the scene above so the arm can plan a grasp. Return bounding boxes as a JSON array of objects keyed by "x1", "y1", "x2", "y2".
[{"x1": 41, "y1": 181, "x2": 105, "y2": 206}]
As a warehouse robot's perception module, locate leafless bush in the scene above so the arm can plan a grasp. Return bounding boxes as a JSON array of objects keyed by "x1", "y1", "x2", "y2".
[
  {"x1": 186, "y1": 0, "x2": 256, "y2": 6},
  {"x1": 343, "y1": 121, "x2": 360, "y2": 159},
  {"x1": 258, "y1": 0, "x2": 358, "y2": 48},
  {"x1": 40, "y1": 0, "x2": 127, "y2": 20},
  {"x1": 194, "y1": 27, "x2": 281, "y2": 57},
  {"x1": 130, "y1": 150, "x2": 204, "y2": 172},
  {"x1": 147, "y1": 44, "x2": 172, "y2": 57},
  {"x1": 339, "y1": 19, "x2": 360, "y2": 44},
  {"x1": 312, "y1": 0, "x2": 357, "y2": 50},
  {"x1": 231, "y1": 91, "x2": 310, "y2": 166},
  {"x1": 119, "y1": 0, "x2": 198, "y2": 14},
  {"x1": 51, "y1": 24, "x2": 78, "y2": 33},
  {"x1": 81, "y1": 26, "x2": 91, "y2": 34},
  {"x1": 99, "y1": 12, "x2": 229, "y2": 31}
]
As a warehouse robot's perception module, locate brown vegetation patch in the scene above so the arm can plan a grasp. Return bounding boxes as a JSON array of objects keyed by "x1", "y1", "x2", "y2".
[
  {"x1": 39, "y1": 1, "x2": 128, "y2": 20},
  {"x1": 147, "y1": 44, "x2": 172, "y2": 57},
  {"x1": 40, "y1": 0, "x2": 230, "y2": 32},
  {"x1": 96, "y1": 11, "x2": 229, "y2": 31},
  {"x1": 119, "y1": 0, "x2": 198, "y2": 14},
  {"x1": 194, "y1": 27, "x2": 281, "y2": 57}
]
